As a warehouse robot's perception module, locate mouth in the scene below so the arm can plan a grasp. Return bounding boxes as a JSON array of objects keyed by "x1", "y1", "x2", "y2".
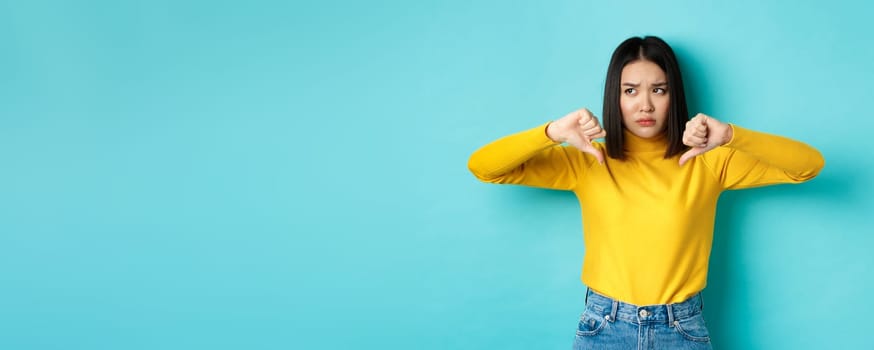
[{"x1": 635, "y1": 119, "x2": 656, "y2": 127}]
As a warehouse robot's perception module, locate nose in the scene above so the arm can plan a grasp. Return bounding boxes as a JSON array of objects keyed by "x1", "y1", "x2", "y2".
[{"x1": 641, "y1": 95, "x2": 654, "y2": 112}]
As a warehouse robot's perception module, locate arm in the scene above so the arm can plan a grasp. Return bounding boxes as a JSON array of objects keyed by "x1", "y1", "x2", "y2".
[
  {"x1": 468, "y1": 108, "x2": 607, "y2": 190},
  {"x1": 468, "y1": 123, "x2": 581, "y2": 190},
  {"x1": 680, "y1": 113, "x2": 825, "y2": 189},
  {"x1": 708, "y1": 124, "x2": 825, "y2": 189}
]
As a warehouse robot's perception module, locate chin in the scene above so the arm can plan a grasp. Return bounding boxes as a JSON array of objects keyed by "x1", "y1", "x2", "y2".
[{"x1": 631, "y1": 128, "x2": 660, "y2": 139}]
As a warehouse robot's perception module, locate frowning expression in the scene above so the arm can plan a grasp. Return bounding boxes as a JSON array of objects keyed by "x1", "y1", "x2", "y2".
[{"x1": 620, "y1": 60, "x2": 670, "y2": 139}]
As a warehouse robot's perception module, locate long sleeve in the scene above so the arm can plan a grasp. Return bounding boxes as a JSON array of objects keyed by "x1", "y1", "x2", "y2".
[
  {"x1": 702, "y1": 124, "x2": 825, "y2": 189},
  {"x1": 467, "y1": 122, "x2": 590, "y2": 190}
]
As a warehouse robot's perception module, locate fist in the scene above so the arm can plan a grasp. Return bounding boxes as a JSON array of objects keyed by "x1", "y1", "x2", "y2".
[
  {"x1": 546, "y1": 108, "x2": 607, "y2": 164},
  {"x1": 679, "y1": 113, "x2": 733, "y2": 166}
]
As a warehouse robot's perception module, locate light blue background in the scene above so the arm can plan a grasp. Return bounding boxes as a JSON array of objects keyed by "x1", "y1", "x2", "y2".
[{"x1": 1, "y1": 0, "x2": 872, "y2": 349}]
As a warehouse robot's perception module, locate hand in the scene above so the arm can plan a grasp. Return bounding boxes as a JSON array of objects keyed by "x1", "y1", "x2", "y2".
[
  {"x1": 546, "y1": 108, "x2": 607, "y2": 164},
  {"x1": 679, "y1": 113, "x2": 733, "y2": 166}
]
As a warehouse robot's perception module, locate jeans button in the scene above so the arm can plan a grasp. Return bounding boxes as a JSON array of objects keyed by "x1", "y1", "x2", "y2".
[{"x1": 639, "y1": 309, "x2": 649, "y2": 317}]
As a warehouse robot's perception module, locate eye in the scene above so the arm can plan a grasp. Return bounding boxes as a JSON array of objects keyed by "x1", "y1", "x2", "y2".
[
  {"x1": 653, "y1": 87, "x2": 667, "y2": 94},
  {"x1": 624, "y1": 88, "x2": 637, "y2": 95}
]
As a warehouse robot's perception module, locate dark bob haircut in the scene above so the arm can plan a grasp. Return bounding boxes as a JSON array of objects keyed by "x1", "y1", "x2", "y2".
[{"x1": 603, "y1": 36, "x2": 689, "y2": 160}]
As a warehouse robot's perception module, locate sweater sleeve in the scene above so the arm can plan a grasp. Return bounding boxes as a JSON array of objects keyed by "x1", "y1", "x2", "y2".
[
  {"x1": 702, "y1": 124, "x2": 825, "y2": 190},
  {"x1": 467, "y1": 122, "x2": 590, "y2": 190}
]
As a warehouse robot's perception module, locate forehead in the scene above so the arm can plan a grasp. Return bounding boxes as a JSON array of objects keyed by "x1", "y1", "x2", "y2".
[{"x1": 620, "y1": 60, "x2": 666, "y2": 82}]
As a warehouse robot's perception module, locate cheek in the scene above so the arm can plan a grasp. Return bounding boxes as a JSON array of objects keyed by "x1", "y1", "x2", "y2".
[
  {"x1": 657, "y1": 98, "x2": 670, "y2": 119},
  {"x1": 619, "y1": 98, "x2": 635, "y2": 118}
]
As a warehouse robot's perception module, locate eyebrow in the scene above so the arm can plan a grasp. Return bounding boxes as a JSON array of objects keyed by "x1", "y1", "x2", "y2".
[{"x1": 622, "y1": 82, "x2": 668, "y2": 87}]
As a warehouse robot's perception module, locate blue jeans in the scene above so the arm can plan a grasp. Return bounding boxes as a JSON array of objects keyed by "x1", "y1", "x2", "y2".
[{"x1": 573, "y1": 288, "x2": 713, "y2": 349}]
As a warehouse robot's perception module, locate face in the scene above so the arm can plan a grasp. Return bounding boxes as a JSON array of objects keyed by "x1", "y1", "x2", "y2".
[{"x1": 619, "y1": 60, "x2": 670, "y2": 139}]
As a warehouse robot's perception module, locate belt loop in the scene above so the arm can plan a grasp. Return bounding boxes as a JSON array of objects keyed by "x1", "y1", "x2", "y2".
[
  {"x1": 666, "y1": 304, "x2": 675, "y2": 327},
  {"x1": 610, "y1": 300, "x2": 618, "y2": 322},
  {"x1": 699, "y1": 293, "x2": 705, "y2": 311},
  {"x1": 585, "y1": 287, "x2": 590, "y2": 306}
]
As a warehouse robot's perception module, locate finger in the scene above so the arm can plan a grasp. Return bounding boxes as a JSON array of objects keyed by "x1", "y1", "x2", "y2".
[
  {"x1": 679, "y1": 148, "x2": 705, "y2": 166},
  {"x1": 690, "y1": 115, "x2": 706, "y2": 130},
  {"x1": 566, "y1": 135, "x2": 589, "y2": 151},
  {"x1": 592, "y1": 130, "x2": 607, "y2": 139},
  {"x1": 578, "y1": 109, "x2": 594, "y2": 123},
  {"x1": 586, "y1": 148, "x2": 605, "y2": 165},
  {"x1": 579, "y1": 117, "x2": 596, "y2": 129},
  {"x1": 684, "y1": 135, "x2": 707, "y2": 146},
  {"x1": 568, "y1": 136, "x2": 605, "y2": 165},
  {"x1": 579, "y1": 112, "x2": 598, "y2": 125},
  {"x1": 684, "y1": 119, "x2": 704, "y2": 132},
  {"x1": 583, "y1": 126, "x2": 604, "y2": 137},
  {"x1": 693, "y1": 127, "x2": 707, "y2": 138}
]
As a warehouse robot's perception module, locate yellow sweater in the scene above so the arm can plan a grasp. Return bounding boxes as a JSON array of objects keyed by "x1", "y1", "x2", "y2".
[{"x1": 468, "y1": 123, "x2": 824, "y2": 305}]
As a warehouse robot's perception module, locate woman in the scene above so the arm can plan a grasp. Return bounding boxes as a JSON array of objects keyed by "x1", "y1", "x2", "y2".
[{"x1": 467, "y1": 36, "x2": 824, "y2": 349}]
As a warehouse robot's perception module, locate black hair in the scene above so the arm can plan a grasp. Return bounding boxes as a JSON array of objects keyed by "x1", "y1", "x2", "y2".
[{"x1": 603, "y1": 36, "x2": 688, "y2": 160}]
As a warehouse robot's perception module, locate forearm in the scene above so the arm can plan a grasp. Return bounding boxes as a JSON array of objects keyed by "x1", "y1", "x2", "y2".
[
  {"x1": 723, "y1": 125, "x2": 825, "y2": 180},
  {"x1": 468, "y1": 122, "x2": 558, "y2": 182}
]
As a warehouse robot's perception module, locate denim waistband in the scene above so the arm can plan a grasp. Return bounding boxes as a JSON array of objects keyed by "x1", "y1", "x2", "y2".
[{"x1": 585, "y1": 288, "x2": 704, "y2": 325}]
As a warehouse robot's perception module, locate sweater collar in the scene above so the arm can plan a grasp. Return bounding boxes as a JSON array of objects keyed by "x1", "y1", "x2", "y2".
[{"x1": 623, "y1": 129, "x2": 668, "y2": 153}]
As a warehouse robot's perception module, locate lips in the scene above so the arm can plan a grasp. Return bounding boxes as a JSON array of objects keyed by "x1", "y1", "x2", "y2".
[{"x1": 636, "y1": 119, "x2": 656, "y2": 126}]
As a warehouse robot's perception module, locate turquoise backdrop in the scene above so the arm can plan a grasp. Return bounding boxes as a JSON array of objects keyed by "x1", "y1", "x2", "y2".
[{"x1": 1, "y1": 0, "x2": 872, "y2": 349}]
